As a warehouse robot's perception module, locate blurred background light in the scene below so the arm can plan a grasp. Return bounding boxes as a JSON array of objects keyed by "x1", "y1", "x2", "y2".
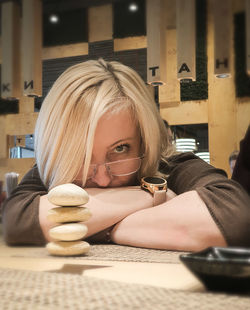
[
  {"x1": 175, "y1": 138, "x2": 197, "y2": 152},
  {"x1": 49, "y1": 13, "x2": 59, "y2": 24},
  {"x1": 128, "y1": 3, "x2": 138, "y2": 12},
  {"x1": 195, "y1": 152, "x2": 210, "y2": 164}
]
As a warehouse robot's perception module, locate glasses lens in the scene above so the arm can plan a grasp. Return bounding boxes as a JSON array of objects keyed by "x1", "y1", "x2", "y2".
[{"x1": 107, "y1": 157, "x2": 142, "y2": 176}]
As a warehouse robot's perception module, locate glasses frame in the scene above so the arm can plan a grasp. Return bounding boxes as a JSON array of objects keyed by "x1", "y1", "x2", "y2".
[{"x1": 87, "y1": 156, "x2": 144, "y2": 180}]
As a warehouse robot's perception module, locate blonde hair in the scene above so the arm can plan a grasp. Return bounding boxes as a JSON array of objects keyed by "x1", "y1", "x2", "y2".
[{"x1": 35, "y1": 59, "x2": 173, "y2": 189}]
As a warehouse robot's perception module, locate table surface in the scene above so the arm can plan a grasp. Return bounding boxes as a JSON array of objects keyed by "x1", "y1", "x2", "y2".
[
  {"x1": 1, "y1": 225, "x2": 250, "y2": 309},
  {"x1": 0, "y1": 234, "x2": 201, "y2": 291}
]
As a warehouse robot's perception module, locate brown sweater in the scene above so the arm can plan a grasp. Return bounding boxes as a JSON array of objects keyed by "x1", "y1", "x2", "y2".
[
  {"x1": 232, "y1": 125, "x2": 250, "y2": 195},
  {"x1": 2, "y1": 152, "x2": 250, "y2": 246}
]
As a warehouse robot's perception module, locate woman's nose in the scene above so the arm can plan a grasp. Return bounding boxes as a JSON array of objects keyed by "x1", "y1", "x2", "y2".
[{"x1": 91, "y1": 164, "x2": 112, "y2": 187}]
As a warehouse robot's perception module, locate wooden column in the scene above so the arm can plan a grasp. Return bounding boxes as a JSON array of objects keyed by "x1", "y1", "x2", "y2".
[
  {"x1": 21, "y1": 0, "x2": 42, "y2": 97},
  {"x1": 1, "y1": 1, "x2": 21, "y2": 99},
  {"x1": 207, "y1": 0, "x2": 237, "y2": 176},
  {"x1": 212, "y1": 0, "x2": 232, "y2": 77},
  {"x1": 146, "y1": 0, "x2": 167, "y2": 85},
  {"x1": 246, "y1": 0, "x2": 250, "y2": 75},
  {"x1": 176, "y1": 0, "x2": 196, "y2": 81},
  {"x1": 159, "y1": 0, "x2": 180, "y2": 107},
  {"x1": 88, "y1": 4, "x2": 112, "y2": 42}
]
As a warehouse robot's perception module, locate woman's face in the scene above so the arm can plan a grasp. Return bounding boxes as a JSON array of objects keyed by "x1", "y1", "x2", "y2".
[{"x1": 78, "y1": 109, "x2": 142, "y2": 188}]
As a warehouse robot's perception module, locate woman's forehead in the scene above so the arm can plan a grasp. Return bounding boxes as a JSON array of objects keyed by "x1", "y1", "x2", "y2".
[{"x1": 93, "y1": 110, "x2": 139, "y2": 144}]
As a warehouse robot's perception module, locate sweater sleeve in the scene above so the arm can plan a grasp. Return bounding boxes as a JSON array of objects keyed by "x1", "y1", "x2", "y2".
[
  {"x1": 2, "y1": 165, "x2": 48, "y2": 245},
  {"x1": 232, "y1": 125, "x2": 250, "y2": 195},
  {"x1": 165, "y1": 152, "x2": 250, "y2": 247}
]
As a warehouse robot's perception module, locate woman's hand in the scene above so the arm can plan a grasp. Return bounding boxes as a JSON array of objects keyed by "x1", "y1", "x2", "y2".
[{"x1": 39, "y1": 195, "x2": 58, "y2": 241}]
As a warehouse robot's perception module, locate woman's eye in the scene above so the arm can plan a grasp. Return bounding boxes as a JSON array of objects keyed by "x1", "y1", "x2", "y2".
[{"x1": 114, "y1": 144, "x2": 130, "y2": 153}]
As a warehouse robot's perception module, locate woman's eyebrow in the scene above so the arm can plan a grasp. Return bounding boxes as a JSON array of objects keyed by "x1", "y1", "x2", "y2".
[{"x1": 109, "y1": 137, "x2": 135, "y2": 148}]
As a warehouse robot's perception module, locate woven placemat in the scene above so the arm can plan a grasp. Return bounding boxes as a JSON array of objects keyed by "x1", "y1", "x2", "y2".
[
  {"x1": 8, "y1": 243, "x2": 186, "y2": 264},
  {"x1": 0, "y1": 268, "x2": 249, "y2": 310}
]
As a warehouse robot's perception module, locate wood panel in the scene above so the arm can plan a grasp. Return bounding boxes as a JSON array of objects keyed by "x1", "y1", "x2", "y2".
[
  {"x1": 19, "y1": 96, "x2": 35, "y2": 114},
  {"x1": 5, "y1": 113, "x2": 38, "y2": 136},
  {"x1": 146, "y1": 0, "x2": 167, "y2": 85},
  {"x1": 0, "y1": 158, "x2": 35, "y2": 186},
  {"x1": 176, "y1": 0, "x2": 196, "y2": 81},
  {"x1": 88, "y1": 5, "x2": 113, "y2": 43},
  {"x1": 114, "y1": 36, "x2": 146, "y2": 52},
  {"x1": 159, "y1": 29, "x2": 180, "y2": 105},
  {"x1": 0, "y1": 112, "x2": 37, "y2": 184},
  {"x1": 160, "y1": 100, "x2": 208, "y2": 125},
  {"x1": 0, "y1": 116, "x2": 7, "y2": 159},
  {"x1": 21, "y1": 0, "x2": 42, "y2": 96},
  {"x1": 212, "y1": 0, "x2": 232, "y2": 77},
  {"x1": 159, "y1": 0, "x2": 180, "y2": 105},
  {"x1": 43, "y1": 43, "x2": 88, "y2": 60},
  {"x1": 207, "y1": 0, "x2": 237, "y2": 176},
  {"x1": 0, "y1": 112, "x2": 37, "y2": 187},
  {"x1": 1, "y1": 1, "x2": 21, "y2": 99}
]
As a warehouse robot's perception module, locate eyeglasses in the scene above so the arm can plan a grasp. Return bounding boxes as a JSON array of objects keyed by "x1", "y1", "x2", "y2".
[{"x1": 87, "y1": 156, "x2": 143, "y2": 180}]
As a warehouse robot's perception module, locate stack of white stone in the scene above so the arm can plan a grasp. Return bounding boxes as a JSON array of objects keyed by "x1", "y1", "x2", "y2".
[{"x1": 46, "y1": 183, "x2": 92, "y2": 256}]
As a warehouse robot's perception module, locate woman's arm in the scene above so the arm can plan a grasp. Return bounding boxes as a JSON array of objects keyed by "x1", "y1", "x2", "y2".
[
  {"x1": 110, "y1": 154, "x2": 250, "y2": 251},
  {"x1": 2, "y1": 165, "x2": 48, "y2": 245},
  {"x1": 110, "y1": 190, "x2": 227, "y2": 252},
  {"x1": 40, "y1": 186, "x2": 169, "y2": 242}
]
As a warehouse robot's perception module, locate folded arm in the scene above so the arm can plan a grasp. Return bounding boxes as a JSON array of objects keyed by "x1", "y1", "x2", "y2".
[
  {"x1": 3, "y1": 155, "x2": 250, "y2": 250},
  {"x1": 39, "y1": 186, "x2": 154, "y2": 241},
  {"x1": 110, "y1": 190, "x2": 227, "y2": 252}
]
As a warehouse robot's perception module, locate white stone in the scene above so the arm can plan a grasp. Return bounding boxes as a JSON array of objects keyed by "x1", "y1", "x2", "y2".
[
  {"x1": 46, "y1": 241, "x2": 90, "y2": 256},
  {"x1": 49, "y1": 223, "x2": 88, "y2": 241},
  {"x1": 48, "y1": 183, "x2": 89, "y2": 206},
  {"x1": 47, "y1": 206, "x2": 92, "y2": 223}
]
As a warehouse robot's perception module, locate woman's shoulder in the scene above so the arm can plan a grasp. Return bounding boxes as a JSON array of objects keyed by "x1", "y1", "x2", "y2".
[
  {"x1": 18, "y1": 164, "x2": 47, "y2": 190},
  {"x1": 160, "y1": 152, "x2": 217, "y2": 173},
  {"x1": 161, "y1": 152, "x2": 226, "y2": 173},
  {"x1": 159, "y1": 152, "x2": 228, "y2": 193}
]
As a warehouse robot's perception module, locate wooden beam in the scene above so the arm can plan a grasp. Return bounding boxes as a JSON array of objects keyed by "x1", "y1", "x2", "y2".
[
  {"x1": 159, "y1": 0, "x2": 180, "y2": 105},
  {"x1": 160, "y1": 100, "x2": 208, "y2": 125},
  {"x1": 114, "y1": 36, "x2": 147, "y2": 51},
  {"x1": 1, "y1": 1, "x2": 21, "y2": 99},
  {"x1": 207, "y1": 0, "x2": 237, "y2": 176},
  {"x1": 88, "y1": 5, "x2": 113, "y2": 42},
  {"x1": 21, "y1": 0, "x2": 42, "y2": 96},
  {"x1": 42, "y1": 43, "x2": 89, "y2": 60},
  {"x1": 146, "y1": 0, "x2": 167, "y2": 85},
  {"x1": 5, "y1": 113, "x2": 38, "y2": 136},
  {"x1": 212, "y1": 0, "x2": 232, "y2": 77},
  {"x1": 19, "y1": 96, "x2": 35, "y2": 114},
  {"x1": 0, "y1": 116, "x2": 7, "y2": 159},
  {"x1": 176, "y1": 0, "x2": 196, "y2": 81}
]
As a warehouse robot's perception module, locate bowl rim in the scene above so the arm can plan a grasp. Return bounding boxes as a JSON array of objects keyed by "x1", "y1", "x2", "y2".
[{"x1": 179, "y1": 246, "x2": 250, "y2": 265}]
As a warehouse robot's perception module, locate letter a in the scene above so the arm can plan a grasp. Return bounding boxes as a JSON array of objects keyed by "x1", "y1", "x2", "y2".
[{"x1": 178, "y1": 63, "x2": 191, "y2": 73}]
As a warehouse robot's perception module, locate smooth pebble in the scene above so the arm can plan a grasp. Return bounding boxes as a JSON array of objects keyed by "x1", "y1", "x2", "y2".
[
  {"x1": 46, "y1": 241, "x2": 90, "y2": 256},
  {"x1": 49, "y1": 223, "x2": 88, "y2": 241},
  {"x1": 47, "y1": 206, "x2": 92, "y2": 223},
  {"x1": 48, "y1": 183, "x2": 89, "y2": 206}
]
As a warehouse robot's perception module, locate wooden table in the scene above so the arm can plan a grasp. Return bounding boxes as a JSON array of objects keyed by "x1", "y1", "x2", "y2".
[
  {"x1": 0, "y1": 227, "x2": 249, "y2": 309},
  {"x1": 0, "y1": 235, "x2": 201, "y2": 291}
]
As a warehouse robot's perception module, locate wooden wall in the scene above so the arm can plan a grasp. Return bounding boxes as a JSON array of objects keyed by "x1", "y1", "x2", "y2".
[{"x1": 0, "y1": 0, "x2": 249, "y2": 187}]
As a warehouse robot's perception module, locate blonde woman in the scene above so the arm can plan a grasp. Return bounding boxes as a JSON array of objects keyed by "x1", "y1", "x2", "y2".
[{"x1": 2, "y1": 59, "x2": 250, "y2": 250}]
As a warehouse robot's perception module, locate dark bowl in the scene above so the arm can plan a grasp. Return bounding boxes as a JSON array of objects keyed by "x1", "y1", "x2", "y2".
[{"x1": 179, "y1": 247, "x2": 250, "y2": 293}]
